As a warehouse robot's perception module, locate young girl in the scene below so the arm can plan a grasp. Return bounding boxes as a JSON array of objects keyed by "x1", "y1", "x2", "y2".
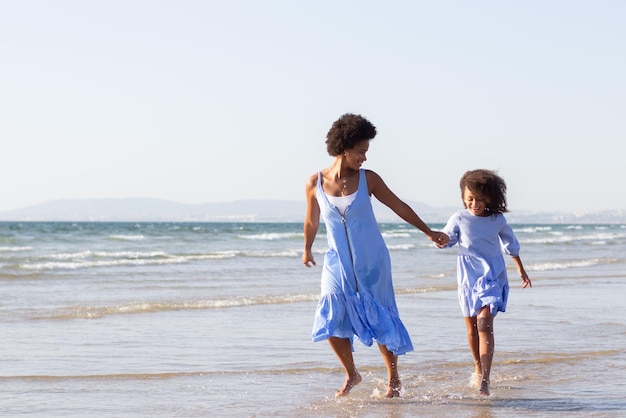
[{"x1": 436, "y1": 169, "x2": 532, "y2": 396}]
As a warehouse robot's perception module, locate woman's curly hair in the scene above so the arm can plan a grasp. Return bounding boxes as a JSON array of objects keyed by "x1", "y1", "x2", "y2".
[
  {"x1": 460, "y1": 169, "x2": 509, "y2": 213},
  {"x1": 325, "y1": 113, "x2": 377, "y2": 156}
]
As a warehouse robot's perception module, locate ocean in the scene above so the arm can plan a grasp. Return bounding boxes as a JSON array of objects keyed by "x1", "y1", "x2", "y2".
[{"x1": 0, "y1": 221, "x2": 624, "y2": 417}]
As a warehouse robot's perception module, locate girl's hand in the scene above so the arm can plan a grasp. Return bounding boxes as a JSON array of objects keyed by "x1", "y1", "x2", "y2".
[
  {"x1": 520, "y1": 271, "x2": 532, "y2": 288},
  {"x1": 432, "y1": 232, "x2": 450, "y2": 248}
]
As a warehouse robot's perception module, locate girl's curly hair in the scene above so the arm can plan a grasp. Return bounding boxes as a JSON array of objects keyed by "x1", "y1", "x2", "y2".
[
  {"x1": 325, "y1": 113, "x2": 377, "y2": 156},
  {"x1": 460, "y1": 169, "x2": 509, "y2": 213}
]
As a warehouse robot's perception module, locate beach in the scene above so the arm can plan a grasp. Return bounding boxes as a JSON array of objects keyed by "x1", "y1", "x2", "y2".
[{"x1": 0, "y1": 222, "x2": 624, "y2": 417}]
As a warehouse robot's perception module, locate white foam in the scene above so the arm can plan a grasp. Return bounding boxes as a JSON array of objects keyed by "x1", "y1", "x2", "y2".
[
  {"x1": 108, "y1": 234, "x2": 145, "y2": 241},
  {"x1": 0, "y1": 246, "x2": 32, "y2": 252},
  {"x1": 529, "y1": 258, "x2": 615, "y2": 271},
  {"x1": 239, "y1": 232, "x2": 300, "y2": 240}
]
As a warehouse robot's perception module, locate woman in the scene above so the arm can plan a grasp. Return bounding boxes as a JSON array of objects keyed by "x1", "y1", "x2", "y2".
[{"x1": 302, "y1": 113, "x2": 447, "y2": 397}]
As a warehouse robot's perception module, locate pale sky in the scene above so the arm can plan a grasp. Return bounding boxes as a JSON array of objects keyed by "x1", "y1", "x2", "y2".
[{"x1": 1, "y1": 1, "x2": 624, "y2": 213}]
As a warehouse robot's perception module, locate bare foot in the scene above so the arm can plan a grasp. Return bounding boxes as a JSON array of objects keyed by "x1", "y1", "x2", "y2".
[
  {"x1": 336, "y1": 372, "x2": 362, "y2": 397},
  {"x1": 479, "y1": 379, "x2": 490, "y2": 396},
  {"x1": 384, "y1": 377, "x2": 401, "y2": 398},
  {"x1": 469, "y1": 372, "x2": 481, "y2": 388},
  {"x1": 474, "y1": 360, "x2": 483, "y2": 376},
  {"x1": 474, "y1": 364, "x2": 482, "y2": 377}
]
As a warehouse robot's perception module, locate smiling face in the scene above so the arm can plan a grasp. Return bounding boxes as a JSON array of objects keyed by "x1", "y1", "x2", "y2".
[
  {"x1": 343, "y1": 140, "x2": 369, "y2": 170},
  {"x1": 463, "y1": 186, "x2": 489, "y2": 216}
]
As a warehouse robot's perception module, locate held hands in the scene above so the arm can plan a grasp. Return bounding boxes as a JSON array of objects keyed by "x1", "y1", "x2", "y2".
[{"x1": 430, "y1": 231, "x2": 450, "y2": 248}]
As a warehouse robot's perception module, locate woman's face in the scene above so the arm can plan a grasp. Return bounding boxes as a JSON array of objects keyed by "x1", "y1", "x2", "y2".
[
  {"x1": 463, "y1": 186, "x2": 489, "y2": 216},
  {"x1": 344, "y1": 140, "x2": 369, "y2": 169}
]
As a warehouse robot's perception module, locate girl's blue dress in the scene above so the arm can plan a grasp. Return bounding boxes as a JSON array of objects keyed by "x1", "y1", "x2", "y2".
[
  {"x1": 311, "y1": 169, "x2": 413, "y2": 356},
  {"x1": 441, "y1": 209, "x2": 520, "y2": 317}
]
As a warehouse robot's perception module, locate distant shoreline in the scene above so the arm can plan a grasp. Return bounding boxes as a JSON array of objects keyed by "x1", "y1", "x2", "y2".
[
  {"x1": 2, "y1": 219, "x2": 624, "y2": 225},
  {"x1": 0, "y1": 198, "x2": 624, "y2": 224}
]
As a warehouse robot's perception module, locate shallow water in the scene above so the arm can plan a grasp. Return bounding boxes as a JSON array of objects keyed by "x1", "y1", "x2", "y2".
[{"x1": 0, "y1": 222, "x2": 624, "y2": 417}]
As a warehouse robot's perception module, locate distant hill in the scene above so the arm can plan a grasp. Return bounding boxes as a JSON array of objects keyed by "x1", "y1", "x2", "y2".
[
  {"x1": 0, "y1": 198, "x2": 624, "y2": 224},
  {"x1": 0, "y1": 198, "x2": 305, "y2": 222}
]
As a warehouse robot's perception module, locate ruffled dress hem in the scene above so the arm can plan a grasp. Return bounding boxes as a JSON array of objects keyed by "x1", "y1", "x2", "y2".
[{"x1": 311, "y1": 291, "x2": 414, "y2": 356}]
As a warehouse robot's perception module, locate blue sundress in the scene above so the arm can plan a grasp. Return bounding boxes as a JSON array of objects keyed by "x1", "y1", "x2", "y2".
[
  {"x1": 440, "y1": 209, "x2": 520, "y2": 317},
  {"x1": 311, "y1": 169, "x2": 413, "y2": 355}
]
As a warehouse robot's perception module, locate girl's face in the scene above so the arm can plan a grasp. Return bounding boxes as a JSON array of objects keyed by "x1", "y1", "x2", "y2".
[
  {"x1": 463, "y1": 186, "x2": 489, "y2": 216},
  {"x1": 343, "y1": 140, "x2": 369, "y2": 169}
]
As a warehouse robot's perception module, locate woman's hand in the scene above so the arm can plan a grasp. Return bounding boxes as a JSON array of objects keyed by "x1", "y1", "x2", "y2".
[
  {"x1": 431, "y1": 231, "x2": 450, "y2": 248},
  {"x1": 302, "y1": 250, "x2": 316, "y2": 268}
]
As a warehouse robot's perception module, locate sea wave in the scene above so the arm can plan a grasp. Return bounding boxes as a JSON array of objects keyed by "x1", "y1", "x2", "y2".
[
  {"x1": 30, "y1": 284, "x2": 453, "y2": 319},
  {"x1": 387, "y1": 244, "x2": 416, "y2": 250},
  {"x1": 48, "y1": 250, "x2": 93, "y2": 260},
  {"x1": 501, "y1": 349, "x2": 624, "y2": 365},
  {"x1": 0, "y1": 371, "x2": 220, "y2": 381},
  {"x1": 0, "y1": 367, "x2": 337, "y2": 381},
  {"x1": 513, "y1": 226, "x2": 553, "y2": 233},
  {"x1": 529, "y1": 258, "x2": 619, "y2": 271},
  {"x1": 521, "y1": 231, "x2": 626, "y2": 245},
  {"x1": 16, "y1": 249, "x2": 302, "y2": 271},
  {"x1": 0, "y1": 246, "x2": 32, "y2": 252},
  {"x1": 108, "y1": 235, "x2": 145, "y2": 241},
  {"x1": 92, "y1": 251, "x2": 168, "y2": 259},
  {"x1": 239, "y1": 232, "x2": 302, "y2": 240},
  {"x1": 396, "y1": 284, "x2": 456, "y2": 294},
  {"x1": 20, "y1": 256, "x2": 189, "y2": 270},
  {"x1": 33, "y1": 293, "x2": 320, "y2": 320},
  {"x1": 381, "y1": 231, "x2": 412, "y2": 238}
]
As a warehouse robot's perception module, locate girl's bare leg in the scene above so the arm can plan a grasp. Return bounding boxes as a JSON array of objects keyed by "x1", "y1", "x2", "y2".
[
  {"x1": 464, "y1": 316, "x2": 482, "y2": 380},
  {"x1": 378, "y1": 343, "x2": 401, "y2": 398},
  {"x1": 328, "y1": 337, "x2": 362, "y2": 396},
  {"x1": 476, "y1": 307, "x2": 495, "y2": 395}
]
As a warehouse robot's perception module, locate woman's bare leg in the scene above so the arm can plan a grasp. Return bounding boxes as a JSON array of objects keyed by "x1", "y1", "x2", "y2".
[
  {"x1": 476, "y1": 307, "x2": 495, "y2": 395},
  {"x1": 328, "y1": 337, "x2": 362, "y2": 396},
  {"x1": 378, "y1": 343, "x2": 401, "y2": 398}
]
